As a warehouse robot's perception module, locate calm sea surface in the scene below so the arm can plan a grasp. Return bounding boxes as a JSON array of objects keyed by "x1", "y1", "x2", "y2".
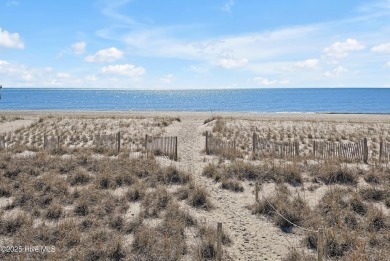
[{"x1": 0, "y1": 88, "x2": 389, "y2": 113}]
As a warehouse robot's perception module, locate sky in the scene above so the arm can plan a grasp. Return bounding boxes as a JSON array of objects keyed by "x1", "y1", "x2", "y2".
[{"x1": 1, "y1": 0, "x2": 390, "y2": 89}]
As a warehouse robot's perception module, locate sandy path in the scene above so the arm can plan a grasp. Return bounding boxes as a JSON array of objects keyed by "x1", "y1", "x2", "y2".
[
  {"x1": 159, "y1": 118, "x2": 301, "y2": 261},
  {"x1": 0, "y1": 119, "x2": 35, "y2": 134}
]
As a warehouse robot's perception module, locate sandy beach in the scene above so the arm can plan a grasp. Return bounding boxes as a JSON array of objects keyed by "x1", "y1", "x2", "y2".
[{"x1": 0, "y1": 111, "x2": 389, "y2": 260}]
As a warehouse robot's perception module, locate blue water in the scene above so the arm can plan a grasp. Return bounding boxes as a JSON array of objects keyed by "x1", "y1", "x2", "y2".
[{"x1": 0, "y1": 88, "x2": 389, "y2": 113}]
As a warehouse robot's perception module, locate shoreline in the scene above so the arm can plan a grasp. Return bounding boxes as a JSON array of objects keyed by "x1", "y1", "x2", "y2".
[{"x1": 1, "y1": 110, "x2": 390, "y2": 122}]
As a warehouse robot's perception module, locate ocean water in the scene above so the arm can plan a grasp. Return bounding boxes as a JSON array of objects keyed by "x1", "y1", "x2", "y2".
[{"x1": 0, "y1": 88, "x2": 389, "y2": 113}]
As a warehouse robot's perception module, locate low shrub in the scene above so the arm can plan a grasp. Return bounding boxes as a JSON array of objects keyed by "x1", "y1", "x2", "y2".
[
  {"x1": 188, "y1": 185, "x2": 213, "y2": 210},
  {"x1": 360, "y1": 187, "x2": 386, "y2": 202},
  {"x1": 160, "y1": 166, "x2": 191, "y2": 184},
  {"x1": 221, "y1": 179, "x2": 244, "y2": 192},
  {"x1": 319, "y1": 165, "x2": 358, "y2": 185},
  {"x1": 46, "y1": 203, "x2": 63, "y2": 220},
  {"x1": 68, "y1": 169, "x2": 91, "y2": 186}
]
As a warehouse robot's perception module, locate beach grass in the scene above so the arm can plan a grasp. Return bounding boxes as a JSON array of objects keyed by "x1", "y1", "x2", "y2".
[{"x1": 0, "y1": 111, "x2": 389, "y2": 260}]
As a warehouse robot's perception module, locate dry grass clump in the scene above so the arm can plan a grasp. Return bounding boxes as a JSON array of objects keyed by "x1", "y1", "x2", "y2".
[
  {"x1": 301, "y1": 187, "x2": 390, "y2": 260},
  {"x1": 359, "y1": 187, "x2": 387, "y2": 202},
  {"x1": 141, "y1": 187, "x2": 172, "y2": 218},
  {"x1": 202, "y1": 164, "x2": 223, "y2": 181},
  {"x1": 125, "y1": 183, "x2": 145, "y2": 202},
  {"x1": 194, "y1": 222, "x2": 232, "y2": 260},
  {"x1": 159, "y1": 165, "x2": 191, "y2": 184},
  {"x1": 309, "y1": 161, "x2": 358, "y2": 185},
  {"x1": 189, "y1": 185, "x2": 213, "y2": 210},
  {"x1": 220, "y1": 179, "x2": 244, "y2": 192},
  {"x1": 68, "y1": 168, "x2": 92, "y2": 186},
  {"x1": 131, "y1": 203, "x2": 195, "y2": 260},
  {"x1": 203, "y1": 161, "x2": 303, "y2": 187},
  {"x1": 363, "y1": 170, "x2": 382, "y2": 184},
  {"x1": 258, "y1": 161, "x2": 303, "y2": 185},
  {"x1": 252, "y1": 185, "x2": 310, "y2": 232},
  {"x1": 223, "y1": 161, "x2": 260, "y2": 181},
  {"x1": 0, "y1": 213, "x2": 32, "y2": 236},
  {"x1": 203, "y1": 116, "x2": 222, "y2": 125},
  {"x1": 10, "y1": 173, "x2": 69, "y2": 213},
  {"x1": 218, "y1": 148, "x2": 244, "y2": 161},
  {"x1": 282, "y1": 248, "x2": 313, "y2": 261},
  {"x1": 45, "y1": 203, "x2": 63, "y2": 220},
  {"x1": 176, "y1": 182, "x2": 213, "y2": 210},
  {"x1": 0, "y1": 150, "x2": 209, "y2": 260},
  {"x1": 132, "y1": 223, "x2": 186, "y2": 260},
  {"x1": 0, "y1": 184, "x2": 11, "y2": 197}
]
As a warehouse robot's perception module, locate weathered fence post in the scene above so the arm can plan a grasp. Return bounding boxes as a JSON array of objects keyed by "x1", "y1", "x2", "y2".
[
  {"x1": 205, "y1": 131, "x2": 209, "y2": 155},
  {"x1": 363, "y1": 138, "x2": 368, "y2": 164},
  {"x1": 116, "y1": 131, "x2": 121, "y2": 155},
  {"x1": 145, "y1": 135, "x2": 148, "y2": 158},
  {"x1": 217, "y1": 222, "x2": 222, "y2": 261},
  {"x1": 295, "y1": 141, "x2": 299, "y2": 156},
  {"x1": 43, "y1": 133, "x2": 47, "y2": 150},
  {"x1": 379, "y1": 140, "x2": 384, "y2": 162},
  {"x1": 252, "y1": 133, "x2": 256, "y2": 154},
  {"x1": 57, "y1": 135, "x2": 60, "y2": 148},
  {"x1": 174, "y1": 136, "x2": 178, "y2": 161},
  {"x1": 255, "y1": 182, "x2": 259, "y2": 202},
  {"x1": 313, "y1": 140, "x2": 316, "y2": 157},
  {"x1": 252, "y1": 133, "x2": 257, "y2": 159},
  {"x1": 317, "y1": 228, "x2": 324, "y2": 261}
]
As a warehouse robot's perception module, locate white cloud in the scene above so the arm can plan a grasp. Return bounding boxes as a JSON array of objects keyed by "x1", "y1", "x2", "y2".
[
  {"x1": 190, "y1": 64, "x2": 210, "y2": 74},
  {"x1": 160, "y1": 74, "x2": 175, "y2": 83},
  {"x1": 324, "y1": 38, "x2": 364, "y2": 59},
  {"x1": 386, "y1": 61, "x2": 390, "y2": 67},
  {"x1": 85, "y1": 47, "x2": 124, "y2": 63},
  {"x1": 286, "y1": 59, "x2": 319, "y2": 71},
  {"x1": 123, "y1": 26, "x2": 317, "y2": 64},
  {"x1": 86, "y1": 75, "x2": 97, "y2": 81},
  {"x1": 0, "y1": 60, "x2": 37, "y2": 84},
  {"x1": 218, "y1": 57, "x2": 248, "y2": 69},
  {"x1": 0, "y1": 28, "x2": 24, "y2": 49},
  {"x1": 371, "y1": 42, "x2": 390, "y2": 53},
  {"x1": 101, "y1": 64, "x2": 145, "y2": 77},
  {"x1": 56, "y1": 72, "x2": 71, "y2": 78},
  {"x1": 323, "y1": 66, "x2": 348, "y2": 78},
  {"x1": 71, "y1": 41, "x2": 86, "y2": 55},
  {"x1": 324, "y1": 38, "x2": 365, "y2": 58},
  {"x1": 252, "y1": 77, "x2": 289, "y2": 86},
  {"x1": 222, "y1": 0, "x2": 234, "y2": 13},
  {"x1": 294, "y1": 59, "x2": 319, "y2": 69},
  {"x1": 22, "y1": 73, "x2": 33, "y2": 81}
]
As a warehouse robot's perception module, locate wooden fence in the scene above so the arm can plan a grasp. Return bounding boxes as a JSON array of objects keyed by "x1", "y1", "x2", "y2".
[
  {"x1": 0, "y1": 136, "x2": 5, "y2": 150},
  {"x1": 379, "y1": 140, "x2": 390, "y2": 162},
  {"x1": 252, "y1": 133, "x2": 370, "y2": 163},
  {"x1": 145, "y1": 135, "x2": 178, "y2": 161},
  {"x1": 42, "y1": 132, "x2": 122, "y2": 154},
  {"x1": 313, "y1": 139, "x2": 368, "y2": 163},
  {"x1": 43, "y1": 134, "x2": 61, "y2": 150},
  {"x1": 205, "y1": 131, "x2": 236, "y2": 156},
  {"x1": 92, "y1": 133, "x2": 120, "y2": 153},
  {"x1": 1, "y1": 131, "x2": 133, "y2": 156},
  {"x1": 252, "y1": 133, "x2": 299, "y2": 158}
]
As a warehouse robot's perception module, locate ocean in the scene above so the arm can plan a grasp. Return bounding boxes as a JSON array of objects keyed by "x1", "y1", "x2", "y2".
[{"x1": 0, "y1": 88, "x2": 389, "y2": 113}]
